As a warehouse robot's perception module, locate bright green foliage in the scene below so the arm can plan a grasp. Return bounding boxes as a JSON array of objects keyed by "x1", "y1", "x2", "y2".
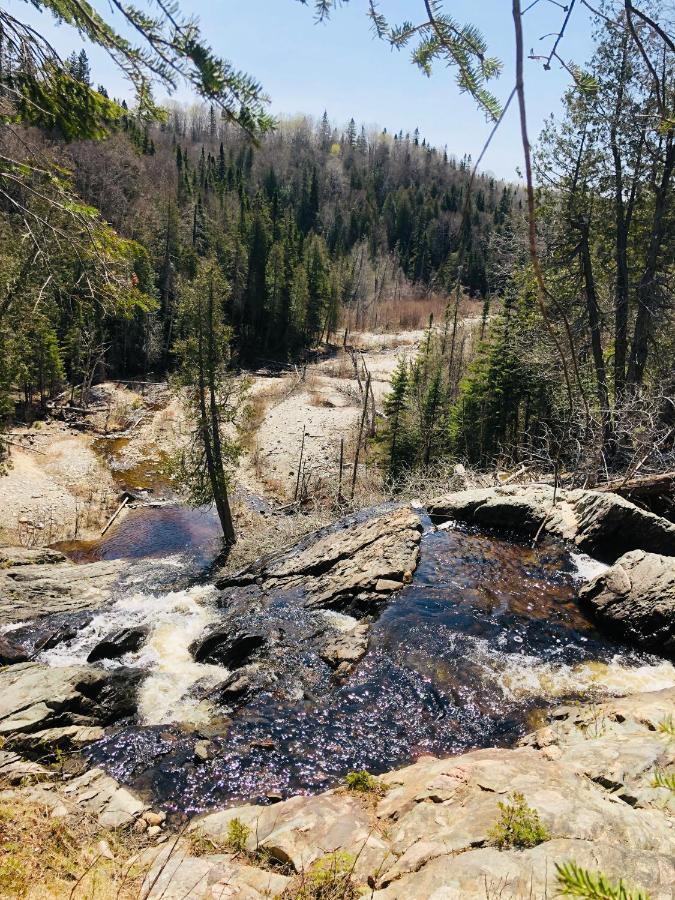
[
  {"x1": 657, "y1": 715, "x2": 675, "y2": 737},
  {"x1": 650, "y1": 770, "x2": 675, "y2": 792},
  {"x1": 225, "y1": 817, "x2": 251, "y2": 854},
  {"x1": 344, "y1": 770, "x2": 384, "y2": 795},
  {"x1": 556, "y1": 861, "x2": 650, "y2": 899},
  {"x1": 0, "y1": 1, "x2": 273, "y2": 140},
  {"x1": 488, "y1": 792, "x2": 550, "y2": 850},
  {"x1": 289, "y1": 851, "x2": 357, "y2": 900},
  {"x1": 171, "y1": 264, "x2": 244, "y2": 540}
]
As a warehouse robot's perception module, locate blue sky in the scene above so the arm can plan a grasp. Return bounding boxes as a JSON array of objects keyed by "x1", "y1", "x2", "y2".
[{"x1": 10, "y1": 0, "x2": 599, "y2": 180}]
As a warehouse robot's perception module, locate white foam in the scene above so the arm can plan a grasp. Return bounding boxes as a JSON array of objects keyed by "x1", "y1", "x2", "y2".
[
  {"x1": 569, "y1": 552, "x2": 609, "y2": 583},
  {"x1": 39, "y1": 584, "x2": 224, "y2": 726}
]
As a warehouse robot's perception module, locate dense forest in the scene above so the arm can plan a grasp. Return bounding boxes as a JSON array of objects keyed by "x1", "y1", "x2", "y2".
[
  {"x1": 0, "y1": 0, "x2": 672, "y2": 527},
  {"x1": 380, "y1": 9, "x2": 674, "y2": 484},
  {"x1": 0, "y1": 45, "x2": 518, "y2": 417}
]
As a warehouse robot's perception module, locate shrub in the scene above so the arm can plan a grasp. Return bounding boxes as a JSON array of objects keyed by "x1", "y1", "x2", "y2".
[
  {"x1": 283, "y1": 851, "x2": 357, "y2": 899},
  {"x1": 556, "y1": 860, "x2": 650, "y2": 899},
  {"x1": 650, "y1": 770, "x2": 675, "y2": 792},
  {"x1": 226, "y1": 817, "x2": 251, "y2": 853},
  {"x1": 344, "y1": 770, "x2": 385, "y2": 795},
  {"x1": 657, "y1": 715, "x2": 674, "y2": 737},
  {"x1": 488, "y1": 792, "x2": 550, "y2": 850}
]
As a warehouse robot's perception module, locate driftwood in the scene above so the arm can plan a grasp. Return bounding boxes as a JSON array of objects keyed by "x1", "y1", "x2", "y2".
[
  {"x1": 2, "y1": 438, "x2": 47, "y2": 456},
  {"x1": 101, "y1": 496, "x2": 129, "y2": 536},
  {"x1": 597, "y1": 471, "x2": 675, "y2": 499}
]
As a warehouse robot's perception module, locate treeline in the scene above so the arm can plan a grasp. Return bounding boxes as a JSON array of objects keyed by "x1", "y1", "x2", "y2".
[
  {"x1": 0, "y1": 40, "x2": 522, "y2": 424},
  {"x1": 379, "y1": 8, "x2": 674, "y2": 484}
]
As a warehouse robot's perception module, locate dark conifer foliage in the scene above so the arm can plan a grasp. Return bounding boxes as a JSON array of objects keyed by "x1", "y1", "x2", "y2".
[{"x1": 63, "y1": 106, "x2": 518, "y2": 370}]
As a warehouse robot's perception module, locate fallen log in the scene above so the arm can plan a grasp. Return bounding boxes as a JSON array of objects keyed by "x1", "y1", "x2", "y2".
[
  {"x1": 101, "y1": 496, "x2": 129, "y2": 536},
  {"x1": 596, "y1": 472, "x2": 675, "y2": 499}
]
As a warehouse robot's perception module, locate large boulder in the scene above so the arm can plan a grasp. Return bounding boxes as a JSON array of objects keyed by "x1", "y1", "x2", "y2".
[
  {"x1": 428, "y1": 485, "x2": 675, "y2": 561},
  {"x1": 87, "y1": 626, "x2": 149, "y2": 663},
  {"x1": 0, "y1": 634, "x2": 30, "y2": 665},
  {"x1": 570, "y1": 489, "x2": 675, "y2": 557},
  {"x1": 0, "y1": 662, "x2": 141, "y2": 736},
  {"x1": 190, "y1": 629, "x2": 266, "y2": 668},
  {"x1": 579, "y1": 550, "x2": 675, "y2": 658},
  {"x1": 220, "y1": 507, "x2": 423, "y2": 614}
]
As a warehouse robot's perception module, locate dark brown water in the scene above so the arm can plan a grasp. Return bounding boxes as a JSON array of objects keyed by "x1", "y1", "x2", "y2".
[
  {"x1": 55, "y1": 505, "x2": 223, "y2": 565},
  {"x1": 71, "y1": 521, "x2": 673, "y2": 815}
]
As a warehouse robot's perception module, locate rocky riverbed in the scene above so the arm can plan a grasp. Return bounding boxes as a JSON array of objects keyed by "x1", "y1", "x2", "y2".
[{"x1": 1, "y1": 485, "x2": 674, "y2": 898}]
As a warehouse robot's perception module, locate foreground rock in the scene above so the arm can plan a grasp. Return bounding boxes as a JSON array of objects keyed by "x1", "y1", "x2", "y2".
[
  {"x1": 428, "y1": 485, "x2": 675, "y2": 559},
  {"x1": 0, "y1": 753, "x2": 148, "y2": 828},
  {"x1": 0, "y1": 549, "x2": 125, "y2": 624},
  {"x1": 184, "y1": 688, "x2": 675, "y2": 900},
  {"x1": 219, "y1": 506, "x2": 423, "y2": 613},
  {"x1": 580, "y1": 550, "x2": 675, "y2": 659},
  {"x1": 0, "y1": 662, "x2": 141, "y2": 737}
]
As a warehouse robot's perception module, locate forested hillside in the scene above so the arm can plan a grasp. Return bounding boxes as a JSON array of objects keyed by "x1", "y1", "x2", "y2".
[
  {"x1": 378, "y1": 12, "x2": 674, "y2": 483},
  {"x1": 0, "y1": 55, "x2": 518, "y2": 419}
]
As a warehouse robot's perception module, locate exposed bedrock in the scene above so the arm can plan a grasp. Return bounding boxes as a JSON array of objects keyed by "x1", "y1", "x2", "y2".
[
  {"x1": 427, "y1": 485, "x2": 675, "y2": 559},
  {"x1": 0, "y1": 546, "x2": 125, "y2": 625},
  {"x1": 183, "y1": 688, "x2": 675, "y2": 900},
  {"x1": 0, "y1": 662, "x2": 141, "y2": 738},
  {"x1": 580, "y1": 549, "x2": 675, "y2": 659},
  {"x1": 217, "y1": 506, "x2": 423, "y2": 613}
]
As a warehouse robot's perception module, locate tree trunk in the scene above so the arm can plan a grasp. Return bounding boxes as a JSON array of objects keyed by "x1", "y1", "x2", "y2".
[
  {"x1": 627, "y1": 131, "x2": 674, "y2": 387},
  {"x1": 197, "y1": 290, "x2": 236, "y2": 544}
]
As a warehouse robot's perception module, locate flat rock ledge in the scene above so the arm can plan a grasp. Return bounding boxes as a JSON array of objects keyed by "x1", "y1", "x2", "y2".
[
  {"x1": 427, "y1": 485, "x2": 675, "y2": 560},
  {"x1": 580, "y1": 549, "x2": 675, "y2": 659},
  {"x1": 169, "y1": 688, "x2": 675, "y2": 900},
  {"x1": 218, "y1": 507, "x2": 423, "y2": 613},
  {"x1": 0, "y1": 662, "x2": 140, "y2": 737},
  {"x1": 0, "y1": 545, "x2": 124, "y2": 624}
]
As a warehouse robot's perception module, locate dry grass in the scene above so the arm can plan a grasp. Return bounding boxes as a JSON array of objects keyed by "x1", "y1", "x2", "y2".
[
  {"x1": 0, "y1": 798, "x2": 150, "y2": 899},
  {"x1": 356, "y1": 292, "x2": 485, "y2": 333}
]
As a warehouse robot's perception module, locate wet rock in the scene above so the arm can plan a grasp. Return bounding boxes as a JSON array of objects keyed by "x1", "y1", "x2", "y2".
[
  {"x1": 203, "y1": 668, "x2": 261, "y2": 708},
  {"x1": 428, "y1": 485, "x2": 675, "y2": 561},
  {"x1": 7, "y1": 612, "x2": 94, "y2": 656},
  {"x1": 0, "y1": 662, "x2": 140, "y2": 737},
  {"x1": 189, "y1": 688, "x2": 675, "y2": 899},
  {"x1": 87, "y1": 626, "x2": 149, "y2": 663},
  {"x1": 190, "y1": 629, "x2": 266, "y2": 668},
  {"x1": 0, "y1": 634, "x2": 30, "y2": 665},
  {"x1": 194, "y1": 740, "x2": 212, "y2": 762},
  {"x1": 0, "y1": 557, "x2": 125, "y2": 625},
  {"x1": 320, "y1": 621, "x2": 370, "y2": 672},
  {"x1": 579, "y1": 550, "x2": 675, "y2": 658}
]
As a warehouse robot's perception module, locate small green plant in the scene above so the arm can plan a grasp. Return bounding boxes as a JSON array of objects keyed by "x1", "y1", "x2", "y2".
[
  {"x1": 650, "y1": 769, "x2": 675, "y2": 792},
  {"x1": 657, "y1": 715, "x2": 674, "y2": 737},
  {"x1": 556, "y1": 861, "x2": 650, "y2": 899},
  {"x1": 488, "y1": 792, "x2": 550, "y2": 850},
  {"x1": 51, "y1": 746, "x2": 65, "y2": 772},
  {"x1": 284, "y1": 851, "x2": 357, "y2": 899},
  {"x1": 344, "y1": 770, "x2": 385, "y2": 795},
  {"x1": 226, "y1": 817, "x2": 251, "y2": 854},
  {"x1": 186, "y1": 831, "x2": 218, "y2": 857}
]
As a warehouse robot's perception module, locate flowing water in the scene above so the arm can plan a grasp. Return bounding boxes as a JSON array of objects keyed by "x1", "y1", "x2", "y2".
[{"x1": 37, "y1": 511, "x2": 675, "y2": 815}]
